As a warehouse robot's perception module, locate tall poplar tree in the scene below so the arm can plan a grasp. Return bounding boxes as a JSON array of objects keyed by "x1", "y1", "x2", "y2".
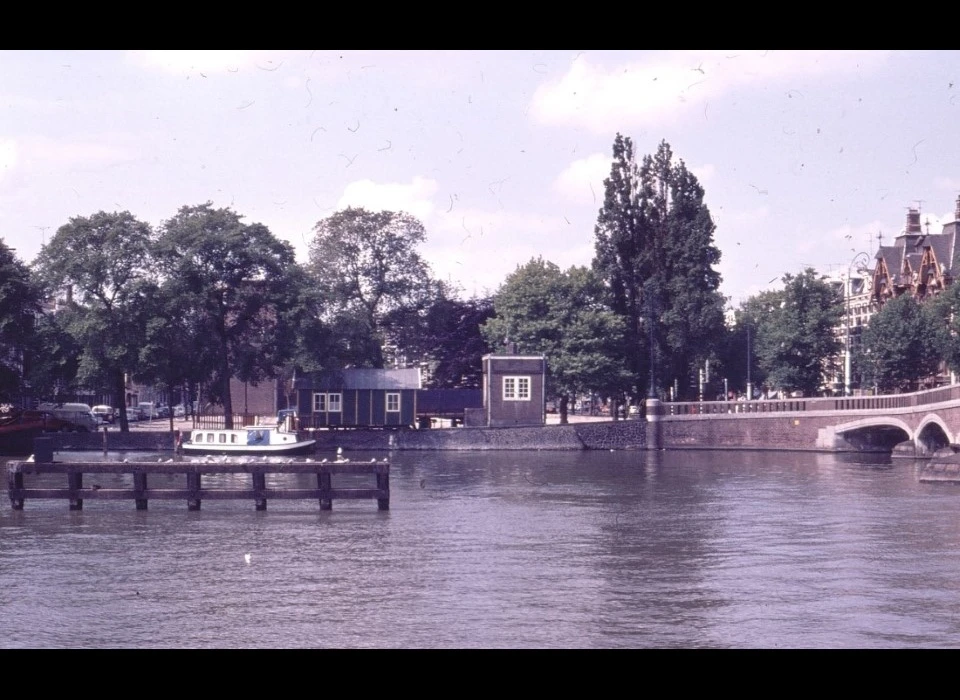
[{"x1": 593, "y1": 135, "x2": 725, "y2": 400}]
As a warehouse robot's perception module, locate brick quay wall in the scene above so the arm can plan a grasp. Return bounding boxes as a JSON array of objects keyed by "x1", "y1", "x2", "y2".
[{"x1": 31, "y1": 419, "x2": 649, "y2": 453}]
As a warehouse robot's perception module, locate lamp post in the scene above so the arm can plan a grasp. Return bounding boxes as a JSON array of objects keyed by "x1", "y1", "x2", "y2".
[
  {"x1": 844, "y1": 252, "x2": 870, "y2": 396},
  {"x1": 746, "y1": 322, "x2": 752, "y2": 401}
]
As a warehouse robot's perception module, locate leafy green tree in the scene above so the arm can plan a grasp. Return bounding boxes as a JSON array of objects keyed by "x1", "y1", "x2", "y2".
[
  {"x1": 857, "y1": 293, "x2": 942, "y2": 393},
  {"x1": 593, "y1": 135, "x2": 726, "y2": 401},
  {"x1": 32, "y1": 211, "x2": 156, "y2": 430},
  {"x1": 746, "y1": 269, "x2": 843, "y2": 397},
  {"x1": 154, "y1": 203, "x2": 304, "y2": 427},
  {"x1": 927, "y1": 282, "x2": 960, "y2": 378},
  {"x1": 21, "y1": 311, "x2": 82, "y2": 403},
  {"x1": 307, "y1": 207, "x2": 437, "y2": 368},
  {"x1": 383, "y1": 286, "x2": 495, "y2": 388},
  {"x1": 481, "y1": 258, "x2": 630, "y2": 423},
  {"x1": 0, "y1": 239, "x2": 42, "y2": 404}
]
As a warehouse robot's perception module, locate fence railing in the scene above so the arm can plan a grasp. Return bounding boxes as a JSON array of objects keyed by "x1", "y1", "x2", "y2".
[
  {"x1": 662, "y1": 384, "x2": 960, "y2": 417},
  {"x1": 191, "y1": 413, "x2": 270, "y2": 430}
]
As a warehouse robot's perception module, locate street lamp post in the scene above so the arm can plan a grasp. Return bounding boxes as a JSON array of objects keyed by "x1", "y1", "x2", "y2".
[
  {"x1": 845, "y1": 252, "x2": 870, "y2": 396},
  {"x1": 746, "y1": 323, "x2": 752, "y2": 401}
]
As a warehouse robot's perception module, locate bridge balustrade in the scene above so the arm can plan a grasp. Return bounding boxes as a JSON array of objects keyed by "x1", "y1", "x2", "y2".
[{"x1": 660, "y1": 384, "x2": 960, "y2": 417}]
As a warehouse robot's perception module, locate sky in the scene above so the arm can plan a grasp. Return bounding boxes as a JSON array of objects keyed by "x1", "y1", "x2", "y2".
[{"x1": 3, "y1": 49, "x2": 960, "y2": 307}]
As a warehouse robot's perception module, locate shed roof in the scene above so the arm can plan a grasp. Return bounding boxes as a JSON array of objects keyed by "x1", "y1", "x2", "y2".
[{"x1": 299, "y1": 368, "x2": 422, "y2": 391}]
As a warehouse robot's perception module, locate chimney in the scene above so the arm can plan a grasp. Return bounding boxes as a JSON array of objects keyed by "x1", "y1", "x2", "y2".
[{"x1": 906, "y1": 208, "x2": 922, "y2": 234}]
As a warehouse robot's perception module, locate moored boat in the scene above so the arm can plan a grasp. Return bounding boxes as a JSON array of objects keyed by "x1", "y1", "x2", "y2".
[{"x1": 182, "y1": 425, "x2": 316, "y2": 456}]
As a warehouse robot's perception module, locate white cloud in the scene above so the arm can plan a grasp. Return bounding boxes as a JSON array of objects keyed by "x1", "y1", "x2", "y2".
[
  {"x1": 554, "y1": 153, "x2": 610, "y2": 205},
  {"x1": 530, "y1": 50, "x2": 890, "y2": 134},
  {"x1": 691, "y1": 163, "x2": 715, "y2": 183},
  {"x1": 336, "y1": 176, "x2": 439, "y2": 222},
  {"x1": 934, "y1": 176, "x2": 960, "y2": 193}
]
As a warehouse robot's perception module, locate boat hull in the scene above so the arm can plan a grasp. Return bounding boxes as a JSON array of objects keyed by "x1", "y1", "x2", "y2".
[
  {"x1": 182, "y1": 426, "x2": 316, "y2": 456},
  {"x1": 181, "y1": 440, "x2": 316, "y2": 457}
]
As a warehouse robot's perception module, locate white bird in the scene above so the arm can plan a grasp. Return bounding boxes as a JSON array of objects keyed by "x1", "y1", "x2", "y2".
[{"x1": 244, "y1": 553, "x2": 252, "y2": 565}]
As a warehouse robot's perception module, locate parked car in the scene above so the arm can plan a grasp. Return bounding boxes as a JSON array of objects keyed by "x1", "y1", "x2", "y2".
[
  {"x1": 137, "y1": 402, "x2": 157, "y2": 420},
  {"x1": 28, "y1": 409, "x2": 89, "y2": 432},
  {"x1": 37, "y1": 403, "x2": 98, "y2": 432},
  {"x1": 156, "y1": 405, "x2": 171, "y2": 418},
  {"x1": 173, "y1": 404, "x2": 186, "y2": 418},
  {"x1": 92, "y1": 405, "x2": 115, "y2": 424}
]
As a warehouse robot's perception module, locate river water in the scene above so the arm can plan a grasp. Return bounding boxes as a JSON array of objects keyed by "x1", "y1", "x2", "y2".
[{"x1": 2, "y1": 448, "x2": 959, "y2": 649}]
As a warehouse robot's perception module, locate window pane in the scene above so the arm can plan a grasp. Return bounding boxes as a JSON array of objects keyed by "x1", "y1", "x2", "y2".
[
  {"x1": 518, "y1": 377, "x2": 530, "y2": 399},
  {"x1": 329, "y1": 393, "x2": 342, "y2": 412}
]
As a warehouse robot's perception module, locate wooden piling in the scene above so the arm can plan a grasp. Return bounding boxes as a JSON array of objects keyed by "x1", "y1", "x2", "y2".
[{"x1": 7, "y1": 459, "x2": 389, "y2": 512}]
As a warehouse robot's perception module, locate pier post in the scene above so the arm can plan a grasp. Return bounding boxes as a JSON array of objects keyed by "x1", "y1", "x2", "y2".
[
  {"x1": 319, "y1": 471, "x2": 332, "y2": 510},
  {"x1": 377, "y1": 472, "x2": 390, "y2": 511},
  {"x1": 253, "y1": 472, "x2": 267, "y2": 511},
  {"x1": 68, "y1": 471, "x2": 83, "y2": 511},
  {"x1": 186, "y1": 471, "x2": 201, "y2": 511},
  {"x1": 645, "y1": 397, "x2": 663, "y2": 451},
  {"x1": 9, "y1": 468, "x2": 24, "y2": 510},
  {"x1": 133, "y1": 472, "x2": 148, "y2": 510}
]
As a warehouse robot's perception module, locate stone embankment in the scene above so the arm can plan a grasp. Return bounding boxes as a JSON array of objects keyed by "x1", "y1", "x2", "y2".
[{"x1": 30, "y1": 417, "x2": 647, "y2": 453}]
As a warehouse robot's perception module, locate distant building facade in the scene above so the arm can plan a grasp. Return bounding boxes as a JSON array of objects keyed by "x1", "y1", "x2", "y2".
[{"x1": 872, "y1": 197, "x2": 960, "y2": 305}]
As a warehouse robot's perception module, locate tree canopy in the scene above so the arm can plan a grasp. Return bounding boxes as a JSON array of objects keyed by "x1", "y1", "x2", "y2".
[
  {"x1": 593, "y1": 136, "x2": 726, "y2": 401},
  {"x1": 481, "y1": 257, "x2": 630, "y2": 422},
  {"x1": 154, "y1": 203, "x2": 303, "y2": 427},
  {"x1": 31, "y1": 211, "x2": 156, "y2": 428},
  {"x1": 307, "y1": 207, "x2": 437, "y2": 368},
  {"x1": 857, "y1": 293, "x2": 942, "y2": 393},
  {"x1": 0, "y1": 240, "x2": 42, "y2": 403},
  {"x1": 743, "y1": 269, "x2": 843, "y2": 397}
]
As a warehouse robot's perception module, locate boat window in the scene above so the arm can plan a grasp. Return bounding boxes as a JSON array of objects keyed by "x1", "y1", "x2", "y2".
[
  {"x1": 219, "y1": 433, "x2": 227, "y2": 443},
  {"x1": 231, "y1": 434, "x2": 237, "y2": 443},
  {"x1": 207, "y1": 433, "x2": 214, "y2": 442},
  {"x1": 194, "y1": 432, "x2": 203, "y2": 443}
]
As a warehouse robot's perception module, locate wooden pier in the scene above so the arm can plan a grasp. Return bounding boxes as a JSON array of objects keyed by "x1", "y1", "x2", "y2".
[{"x1": 7, "y1": 459, "x2": 389, "y2": 511}]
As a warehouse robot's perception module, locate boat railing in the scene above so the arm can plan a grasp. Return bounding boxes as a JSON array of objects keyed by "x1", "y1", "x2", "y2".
[{"x1": 191, "y1": 413, "x2": 262, "y2": 430}]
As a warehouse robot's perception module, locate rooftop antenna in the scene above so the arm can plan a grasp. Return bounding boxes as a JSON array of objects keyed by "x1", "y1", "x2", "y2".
[{"x1": 35, "y1": 226, "x2": 49, "y2": 245}]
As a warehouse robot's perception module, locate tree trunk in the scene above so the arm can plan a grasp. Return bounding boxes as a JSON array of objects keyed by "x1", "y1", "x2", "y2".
[
  {"x1": 114, "y1": 369, "x2": 129, "y2": 433},
  {"x1": 559, "y1": 395, "x2": 569, "y2": 424}
]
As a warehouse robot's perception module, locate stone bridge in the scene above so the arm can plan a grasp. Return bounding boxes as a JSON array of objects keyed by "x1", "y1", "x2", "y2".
[{"x1": 647, "y1": 384, "x2": 960, "y2": 455}]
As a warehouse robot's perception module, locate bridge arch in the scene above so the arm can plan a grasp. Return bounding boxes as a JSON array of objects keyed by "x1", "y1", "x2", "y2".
[
  {"x1": 915, "y1": 414, "x2": 954, "y2": 456},
  {"x1": 832, "y1": 416, "x2": 912, "y2": 451}
]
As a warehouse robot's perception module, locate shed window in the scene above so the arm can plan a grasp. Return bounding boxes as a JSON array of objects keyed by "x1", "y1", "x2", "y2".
[
  {"x1": 386, "y1": 393, "x2": 400, "y2": 412},
  {"x1": 313, "y1": 392, "x2": 342, "y2": 412},
  {"x1": 503, "y1": 376, "x2": 531, "y2": 401}
]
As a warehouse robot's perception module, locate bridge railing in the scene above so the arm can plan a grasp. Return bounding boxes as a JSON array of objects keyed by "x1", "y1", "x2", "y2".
[{"x1": 662, "y1": 383, "x2": 960, "y2": 416}]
